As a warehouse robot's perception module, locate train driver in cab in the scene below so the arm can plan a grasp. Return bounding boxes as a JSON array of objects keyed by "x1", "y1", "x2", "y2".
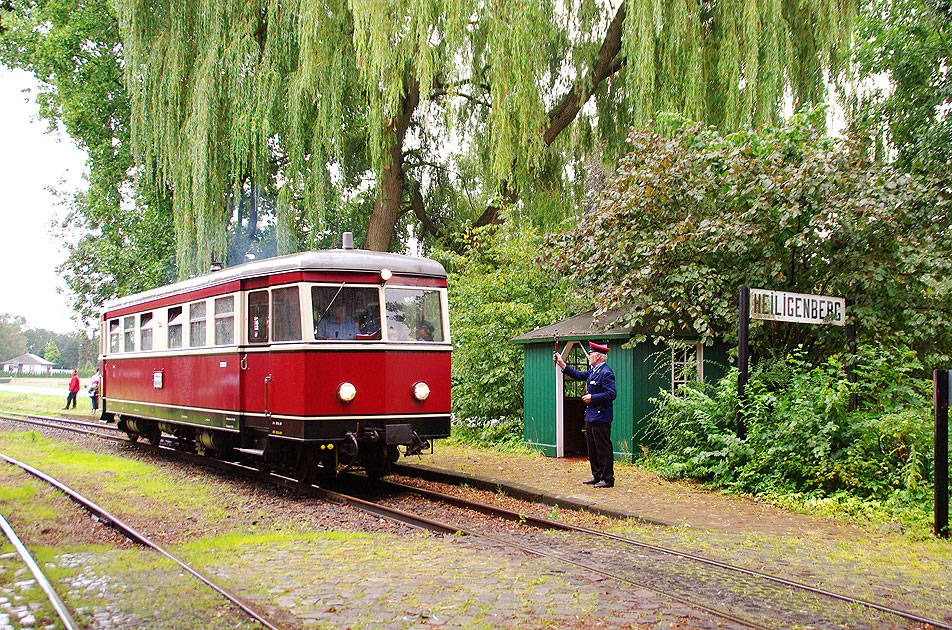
[{"x1": 316, "y1": 304, "x2": 360, "y2": 340}]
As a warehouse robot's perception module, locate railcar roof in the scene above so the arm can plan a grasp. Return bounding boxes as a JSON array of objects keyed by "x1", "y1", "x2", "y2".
[{"x1": 102, "y1": 249, "x2": 446, "y2": 313}]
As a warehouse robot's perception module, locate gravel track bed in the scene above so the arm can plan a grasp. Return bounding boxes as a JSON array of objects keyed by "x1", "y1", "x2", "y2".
[
  {"x1": 356, "y1": 481, "x2": 929, "y2": 629},
  {"x1": 7, "y1": 419, "x2": 936, "y2": 630},
  {"x1": 0, "y1": 421, "x2": 752, "y2": 629}
]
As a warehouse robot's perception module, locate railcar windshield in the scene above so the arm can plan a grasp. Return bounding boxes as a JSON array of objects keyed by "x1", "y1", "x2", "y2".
[
  {"x1": 384, "y1": 288, "x2": 444, "y2": 342},
  {"x1": 312, "y1": 286, "x2": 381, "y2": 340}
]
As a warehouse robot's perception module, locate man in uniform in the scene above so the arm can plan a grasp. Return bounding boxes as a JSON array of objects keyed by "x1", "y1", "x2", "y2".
[{"x1": 553, "y1": 342, "x2": 616, "y2": 487}]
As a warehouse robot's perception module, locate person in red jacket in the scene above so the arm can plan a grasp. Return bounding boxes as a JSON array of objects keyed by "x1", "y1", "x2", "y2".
[{"x1": 64, "y1": 370, "x2": 80, "y2": 409}]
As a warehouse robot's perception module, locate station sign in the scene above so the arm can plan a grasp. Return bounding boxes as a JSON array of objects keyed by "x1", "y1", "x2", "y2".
[{"x1": 749, "y1": 288, "x2": 846, "y2": 326}]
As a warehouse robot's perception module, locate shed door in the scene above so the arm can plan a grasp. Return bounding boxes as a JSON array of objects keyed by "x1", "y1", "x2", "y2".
[{"x1": 557, "y1": 342, "x2": 588, "y2": 456}]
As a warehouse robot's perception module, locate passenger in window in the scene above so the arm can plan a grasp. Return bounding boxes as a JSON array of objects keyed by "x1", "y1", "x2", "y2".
[
  {"x1": 357, "y1": 304, "x2": 381, "y2": 336},
  {"x1": 388, "y1": 319, "x2": 411, "y2": 341},
  {"x1": 316, "y1": 304, "x2": 360, "y2": 340},
  {"x1": 415, "y1": 321, "x2": 434, "y2": 341}
]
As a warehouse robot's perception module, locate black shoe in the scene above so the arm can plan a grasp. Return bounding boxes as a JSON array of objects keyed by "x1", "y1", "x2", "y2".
[
  {"x1": 594, "y1": 480, "x2": 614, "y2": 488},
  {"x1": 581, "y1": 478, "x2": 598, "y2": 485}
]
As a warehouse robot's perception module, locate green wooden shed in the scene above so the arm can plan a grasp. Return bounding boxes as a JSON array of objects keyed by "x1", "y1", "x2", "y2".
[{"x1": 511, "y1": 310, "x2": 729, "y2": 461}]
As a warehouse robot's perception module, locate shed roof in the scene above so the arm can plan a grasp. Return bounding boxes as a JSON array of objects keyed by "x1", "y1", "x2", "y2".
[
  {"x1": 2, "y1": 352, "x2": 54, "y2": 366},
  {"x1": 510, "y1": 309, "x2": 633, "y2": 344}
]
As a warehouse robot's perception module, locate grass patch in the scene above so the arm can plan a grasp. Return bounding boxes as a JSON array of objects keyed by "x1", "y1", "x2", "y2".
[
  {"x1": 0, "y1": 390, "x2": 97, "y2": 417},
  {"x1": 0, "y1": 430, "x2": 228, "y2": 521}
]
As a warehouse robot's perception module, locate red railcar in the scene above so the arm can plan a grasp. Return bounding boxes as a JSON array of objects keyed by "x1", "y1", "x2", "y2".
[{"x1": 99, "y1": 236, "x2": 451, "y2": 479}]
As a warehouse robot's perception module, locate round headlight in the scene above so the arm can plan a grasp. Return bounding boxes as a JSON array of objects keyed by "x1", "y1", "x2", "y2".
[
  {"x1": 380, "y1": 268, "x2": 393, "y2": 281},
  {"x1": 412, "y1": 381, "x2": 430, "y2": 401},
  {"x1": 337, "y1": 382, "x2": 357, "y2": 403}
]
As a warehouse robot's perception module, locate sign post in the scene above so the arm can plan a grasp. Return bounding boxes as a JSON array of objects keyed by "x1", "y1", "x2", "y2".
[
  {"x1": 935, "y1": 370, "x2": 950, "y2": 538},
  {"x1": 737, "y1": 287, "x2": 750, "y2": 439},
  {"x1": 738, "y1": 287, "x2": 849, "y2": 438}
]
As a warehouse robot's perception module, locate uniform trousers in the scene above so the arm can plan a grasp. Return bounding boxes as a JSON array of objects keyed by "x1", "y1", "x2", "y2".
[{"x1": 585, "y1": 421, "x2": 614, "y2": 484}]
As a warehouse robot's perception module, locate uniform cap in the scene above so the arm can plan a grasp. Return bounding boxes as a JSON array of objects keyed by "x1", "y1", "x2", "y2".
[{"x1": 589, "y1": 342, "x2": 610, "y2": 354}]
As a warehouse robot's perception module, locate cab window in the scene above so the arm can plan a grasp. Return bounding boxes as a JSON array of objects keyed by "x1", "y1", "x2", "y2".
[
  {"x1": 312, "y1": 286, "x2": 380, "y2": 340},
  {"x1": 384, "y1": 288, "x2": 444, "y2": 342}
]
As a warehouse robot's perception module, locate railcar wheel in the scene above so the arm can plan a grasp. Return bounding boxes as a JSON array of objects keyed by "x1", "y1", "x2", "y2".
[
  {"x1": 294, "y1": 444, "x2": 319, "y2": 485},
  {"x1": 363, "y1": 444, "x2": 395, "y2": 480}
]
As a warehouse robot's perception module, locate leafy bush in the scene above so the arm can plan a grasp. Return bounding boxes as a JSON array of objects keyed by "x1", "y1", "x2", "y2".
[
  {"x1": 646, "y1": 344, "x2": 935, "y2": 523},
  {"x1": 450, "y1": 416, "x2": 528, "y2": 451},
  {"x1": 547, "y1": 110, "x2": 952, "y2": 365},
  {"x1": 435, "y1": 223, "x2": 575, "y2": 447}
]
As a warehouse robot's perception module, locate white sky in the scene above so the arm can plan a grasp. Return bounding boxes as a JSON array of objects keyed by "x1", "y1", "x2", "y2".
[{"x1": 0, "y1": 67, "x2": 88, "y2": 334}]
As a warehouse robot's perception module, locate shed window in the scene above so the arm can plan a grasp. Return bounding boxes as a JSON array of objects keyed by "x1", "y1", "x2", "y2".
[
  {"x1": 672, "y1": 343, "x2": 704, "y2": 392},
  {"x1": 563, "y1": 344, "x2": 589, "y2": 398},
  {"x1": 214, "y1": 296, "x2": 235, "y2": 345},
  {"x1": 139, "y1": 313, "x2": 153, "y2": 351},
  {"x1": 189, "y1": 302, "x2": 207, "y2": 347},
  {"x1": 168, "y1": 306, "x2": 183, "y2": 349},
  {"x1": 272, "y1": 287, "x2": 302, "y2": 341},
  {"x1": 123, "y1": 316, "x2": 135, "y2": 352},
  {"x1": 108, "y1": 319, "x2": 120, "y2": 353},
  {"x1": 248, "y1": 291, "x2": 269, "y2": 344}
]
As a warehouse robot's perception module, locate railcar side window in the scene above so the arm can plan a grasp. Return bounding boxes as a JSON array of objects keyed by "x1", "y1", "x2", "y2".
[
  {"x1": 672, "y1": 343, "x2": 703, "y2": 393},
  {"x1": 140, "y1": 313, "x2": 153, "y2": 351},
  {"x1": 189, "y1": 302, "x2": 207, "y2": 347},
  {"x1": 123, "y1": 317, "x2": 135, "y2": 352},
  {"x1": 109, "y1": 319, "x2": 120, "y2": 353},
  {"x1": 168, "y1": 306, "x2": 183, "y2": 349},
  {"x1": 312, "y1": 286, "x2": 380, "y2": 340},
  {"x1": 384, "y1": 288, "x2": 444, "y2": 342},
  {"x1": 272, "y1": 287, "x2": 302, "y2": 341},
  {"x1": 214, "y1": 296, "x2": 235, "y2": 345},
  {"x1": 248, "y1": 291, "x2": 269, "y2": 343}
]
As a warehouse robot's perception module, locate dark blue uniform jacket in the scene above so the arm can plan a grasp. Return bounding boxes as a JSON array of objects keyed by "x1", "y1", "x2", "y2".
[{"x1": 563, "y1": 362, "x2": 616, "y2": 424}]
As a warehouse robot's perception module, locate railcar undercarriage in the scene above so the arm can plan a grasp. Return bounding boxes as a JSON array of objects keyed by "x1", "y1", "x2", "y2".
[{"x1": 114, "y1": 414, "x2": 435, "y2": 481}]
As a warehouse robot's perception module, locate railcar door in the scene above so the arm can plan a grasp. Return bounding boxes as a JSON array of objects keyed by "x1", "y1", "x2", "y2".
[
  {"x1": 241, "y1": 288, "x2": 273, "y2": 446},
  {"x1": 241, "y1": 285, "x2": 307, "y2": 445}
]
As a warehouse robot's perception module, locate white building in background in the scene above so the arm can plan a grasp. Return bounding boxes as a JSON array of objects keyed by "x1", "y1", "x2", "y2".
[{"x1": 2, "y1": 353, "x2": 55, "y2": 375}]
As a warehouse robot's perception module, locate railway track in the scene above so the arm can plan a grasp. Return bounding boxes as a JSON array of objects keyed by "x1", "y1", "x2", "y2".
[
  {"x1": 2, "y1": 409, "x2": 948, "y2": 630},
  {"x1": 0, "y1": 448, "x2": 287, "y2": 630},
  {"x1": 332, "y1": 476, "x2": 944, "y2": 630}
]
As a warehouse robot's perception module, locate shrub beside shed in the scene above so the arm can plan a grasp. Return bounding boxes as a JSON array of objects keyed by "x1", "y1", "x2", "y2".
[{"x1": 511, "y1": 310, "x2": 729, "y2": 461}]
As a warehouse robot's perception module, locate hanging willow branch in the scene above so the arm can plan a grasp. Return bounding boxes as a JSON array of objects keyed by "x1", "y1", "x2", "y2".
[{"x1": 115, "y1": 0, "x2": 855, "y2": 273}]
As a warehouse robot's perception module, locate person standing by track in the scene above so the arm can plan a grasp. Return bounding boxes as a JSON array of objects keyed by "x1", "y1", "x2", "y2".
[
  {"x1": 553, "y1": 342, "x2": 617, "y2": 488},
  {"x1": 88, "y1": 368, "x2": 101, "y2": 413},
  {"x1": 64, "y1": 370, "x2": 80, "y2": 410}
]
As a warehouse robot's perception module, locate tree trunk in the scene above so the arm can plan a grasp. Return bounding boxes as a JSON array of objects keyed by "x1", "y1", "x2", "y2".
[{"x1": 363, "y1": 78, "x2": 421, "y2": 251}]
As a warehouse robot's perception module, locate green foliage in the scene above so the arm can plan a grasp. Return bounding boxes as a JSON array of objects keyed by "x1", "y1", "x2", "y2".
[
  {"x1": 42, "y1": 340, "x2": 59, "y2": 366},
  {"x1": 0, "y1": 0, "x2": 176, "y2": 319},
  {"x1": 0, "y1": 314, "x2": 27, "y2": 361},
  {"x1": 437, "y1": 223, "x2": 575, "y2": 445},
  {"x1": 851, "y1": 0, "x2": 952, "y2": 173},
  {"x1": 645, "y1": 345, "x2": 935, "y2": 524},
  {"x1": 547, "y1": 110, "x2": 952, "y2": 365}
]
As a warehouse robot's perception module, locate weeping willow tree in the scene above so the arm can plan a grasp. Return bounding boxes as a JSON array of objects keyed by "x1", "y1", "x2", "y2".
[{"x1": 114, "y1": 0, "x2": 855, "y2": 274}]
